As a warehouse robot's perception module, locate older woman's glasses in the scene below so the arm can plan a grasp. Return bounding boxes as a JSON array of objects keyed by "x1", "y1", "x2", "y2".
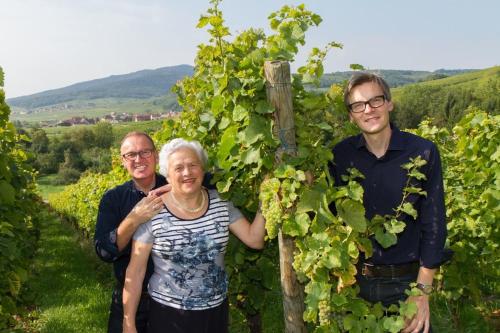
[
  {"x1": 122, "y1": 149, "x2": 154, "y2": 161},
  {"x1": 349, "y1": 95, "x2": 386, "y2": 113}
]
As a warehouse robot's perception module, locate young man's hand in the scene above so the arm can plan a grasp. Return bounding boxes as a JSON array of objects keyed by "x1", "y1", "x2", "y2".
[{"x1": 403, "y1": 295, "x2": 430, "y2": 333}]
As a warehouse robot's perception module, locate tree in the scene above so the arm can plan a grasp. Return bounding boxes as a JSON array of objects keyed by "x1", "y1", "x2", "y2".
[
  {"x1": 30, "y1": 128, "x2": 49, "y2": 154},
  {"x1": 93, "y1": 121, "x2": 114, "y2": 149}
]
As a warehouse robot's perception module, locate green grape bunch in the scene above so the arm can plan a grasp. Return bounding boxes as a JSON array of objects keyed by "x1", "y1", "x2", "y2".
[{"x1": 259, "y1": 177, "x2": 283, "y2": 239}]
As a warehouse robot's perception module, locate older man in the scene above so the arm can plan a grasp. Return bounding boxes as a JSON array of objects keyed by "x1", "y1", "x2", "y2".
[{"x1": 94, "y1": 131, "x2": 166, "y2": 333}]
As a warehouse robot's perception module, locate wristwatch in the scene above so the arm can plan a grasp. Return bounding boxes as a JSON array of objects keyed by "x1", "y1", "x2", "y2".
[{"x1": 416, "y1": 283, "x2": 434, "y2": 295}]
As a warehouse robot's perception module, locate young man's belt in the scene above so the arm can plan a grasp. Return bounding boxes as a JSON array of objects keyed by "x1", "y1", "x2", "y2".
[{"x1": 357, "y1": 262, "x2": 420, "y2": 278}]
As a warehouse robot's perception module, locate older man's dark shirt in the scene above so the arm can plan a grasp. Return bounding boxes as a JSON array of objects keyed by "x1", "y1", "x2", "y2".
[
  {"x1": 329, "y1": 125, "x2": 447, "y2": 268},
  {"x1": 94, "y1": 175, "x2": 167, "y2": 289}
]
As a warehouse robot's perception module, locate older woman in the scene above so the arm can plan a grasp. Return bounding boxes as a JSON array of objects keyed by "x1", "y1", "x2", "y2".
[{"x1": 123, "y1": 138, "x2": 266, "y2": 333}]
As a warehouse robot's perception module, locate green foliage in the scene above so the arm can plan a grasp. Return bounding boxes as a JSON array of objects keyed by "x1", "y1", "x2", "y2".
[
  {"x1": 0, "y1": 66, "x2": 41, "y2": 329},
  {"x1": 49, "y1": 155, "x2": 128, "y2": 236},
  {"x1": 25, "y1": 123, "x2": 116, "y2": 182},
  {"x1": 29, "y1": 128, "x2": 50, "y2": 154},
  {"x1": 93, "y1": 121, "x2": 114, "y2": 149},
  {"x1": 56, "y1": 166, "x2": 81, "y2": 185},
  {"x1": 412, "y1": 111, "x2": 499, "y2": 324}
]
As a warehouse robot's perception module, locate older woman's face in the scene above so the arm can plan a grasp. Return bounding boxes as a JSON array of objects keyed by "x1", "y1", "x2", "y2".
[{"x1": 167, "y1": 147, "x2": 204, "y2": 195}]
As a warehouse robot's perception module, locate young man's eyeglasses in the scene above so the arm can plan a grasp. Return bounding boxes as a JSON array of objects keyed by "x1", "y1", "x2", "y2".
[
  {"x1": 348, "y1": 95, "x2": 386, "y2": 113},
  {"x1": 122, "y1": 149, "x2": 154, "y2": 161}
]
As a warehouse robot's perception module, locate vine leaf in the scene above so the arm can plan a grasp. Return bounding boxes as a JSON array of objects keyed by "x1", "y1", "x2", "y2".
[
  {"x1": 337, "y1": 199, "x2": 366, "y2": 232},
  {"x1": 382, "y1": 316, "x2": 405, "y2": 333},
  {"x1": 296, "y1": 187, "x2": 322, "y2": 213},
  {"x1": 233, "y1": 105, "x2": 248, "y2": 121},
  {"x1": 241, "y1": 147, "x2": 261, "y2": 165},
  {"x1": 401, "y1": 202, "x2": 418, "y2": 219},
  {"x1": 282, "y1": 212, "x2": 310, "y2": 237},
  {"x1": 374, "y1": 226, "x2": 397, "y2": 248},
  {"x1": 241, "y1": 114, "x2": 273, "y2": 145},
  {"x1": 0, "y1": 180, "x2": 15, "y2": 204},
  {"x1": 217, "y1": 126, "x2": 238, "y2": 169},
  {"x1": 321, "y1": 247, "x2": 342, "y2": 269}
]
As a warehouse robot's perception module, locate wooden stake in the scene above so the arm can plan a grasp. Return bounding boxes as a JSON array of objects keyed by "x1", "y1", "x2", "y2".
[{"x1": 264, "y1": 60, "x2": 307, "y2": 333}]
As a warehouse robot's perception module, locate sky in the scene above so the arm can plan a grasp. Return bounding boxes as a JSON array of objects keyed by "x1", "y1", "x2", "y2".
[{"x1": 1, "y1": 0, "x2": 499, "y2": 98}]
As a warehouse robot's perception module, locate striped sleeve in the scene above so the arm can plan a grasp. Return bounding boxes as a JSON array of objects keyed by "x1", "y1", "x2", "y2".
[{"x1": 133, "y1": 220, "x2": 154, "y2": 243}]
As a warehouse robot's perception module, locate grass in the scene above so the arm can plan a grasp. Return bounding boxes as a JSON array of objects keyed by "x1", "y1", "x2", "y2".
[
  {"x1": 16, "y1": 213, "x2": 114, "y2": 332},
  {"x1": 36, "y1": 175, "x2": 66, "y2": 201}
]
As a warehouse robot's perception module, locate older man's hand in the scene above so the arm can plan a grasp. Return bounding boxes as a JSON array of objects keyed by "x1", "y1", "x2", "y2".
[
  {"x1": 149, "y1": 184, "x2": 172, "y2": 197},
  {"x1": 129, "y1": 195, "x2": 164, "y2": 225}
]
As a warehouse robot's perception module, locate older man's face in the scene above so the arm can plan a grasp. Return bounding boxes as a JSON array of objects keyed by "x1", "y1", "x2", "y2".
[{"x1": 120, "y1": 135, "x2": 157, "y2": 183}]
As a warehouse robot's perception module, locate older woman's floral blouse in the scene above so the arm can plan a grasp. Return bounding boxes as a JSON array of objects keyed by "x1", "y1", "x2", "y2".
[{"x1": 134, "y1": 189, "x2": 243, "y2": 310}]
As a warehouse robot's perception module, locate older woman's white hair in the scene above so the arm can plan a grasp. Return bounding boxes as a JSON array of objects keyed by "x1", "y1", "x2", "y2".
[{"x1": 158, "y1": 138, "x2": 208, "y2": 177}]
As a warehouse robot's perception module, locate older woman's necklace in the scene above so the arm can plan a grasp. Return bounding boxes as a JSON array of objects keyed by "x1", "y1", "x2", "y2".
[{"x1": 169, "y1": 190, "x2": 206, "y2": 213}]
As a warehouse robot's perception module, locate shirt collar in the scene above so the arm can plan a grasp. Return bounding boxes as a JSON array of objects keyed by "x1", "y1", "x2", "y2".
[
  {"x1": 355, "y1": 123, "x2": 405, "y2": 151},
  {"x1": 129, "y1": 174, "x2": 166, "y2": 193}
]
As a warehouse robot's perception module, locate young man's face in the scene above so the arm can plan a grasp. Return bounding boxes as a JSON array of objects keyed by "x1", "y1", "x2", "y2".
[
  {"x1": 120, "y1": 135, "x2": 157, "y2": 183},
  {"x1": 348, "y1": 81, "x2": 394, "y2": 135}
]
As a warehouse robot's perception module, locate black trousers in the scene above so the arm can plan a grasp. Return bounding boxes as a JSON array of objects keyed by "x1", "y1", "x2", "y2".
[
  {"x1": 148, "y1": 298, "x2": 229, "y2": 333},
  {"x1": 357, "y1": 273, "x2": 432, "y2": 333},
  {"x1": 107, "y1": 288, "x2": 150, "y2": 333}
]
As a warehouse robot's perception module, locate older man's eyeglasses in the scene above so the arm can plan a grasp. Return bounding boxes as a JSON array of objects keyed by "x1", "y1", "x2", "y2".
[
  {"x1": 122, "y1": 149, "x2": 154, "y2": 161},
  {"x1": 349, "y1": 95, "x2": 386, "y2": 113}
]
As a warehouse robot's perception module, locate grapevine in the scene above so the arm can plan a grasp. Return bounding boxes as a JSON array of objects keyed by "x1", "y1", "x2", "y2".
[{"x1": 0, "y1": 66, "x2": 42, "y2": 329}]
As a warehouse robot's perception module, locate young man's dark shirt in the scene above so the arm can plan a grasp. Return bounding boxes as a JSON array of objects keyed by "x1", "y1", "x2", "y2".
[{"x1": 329, "y1": 125, "x2": 447, "y2": 268}]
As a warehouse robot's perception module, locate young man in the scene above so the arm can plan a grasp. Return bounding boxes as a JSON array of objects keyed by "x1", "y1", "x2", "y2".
[
  {"x1": 329, "y1": 73, "x2": 447, "y2": 333},
  {"x1": 94, "y1": 132, "x2": 165, "y2": 333}
]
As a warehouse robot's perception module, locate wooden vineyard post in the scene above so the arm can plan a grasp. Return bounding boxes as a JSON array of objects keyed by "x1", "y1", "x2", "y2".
[{"x1": 264, "y1": 60, "x2": 307, "y2": 333}]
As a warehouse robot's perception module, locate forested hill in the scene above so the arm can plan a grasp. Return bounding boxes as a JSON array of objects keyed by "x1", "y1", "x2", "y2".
[
  {"x1": 320, "y1": 68, "x2": 478, "y2": 88},
  {"x1": 391, "y1": 66, "x2": 499, "y2": 129},
  {"x1": 7, "y1": 64, "x2": 194, "y2": 109}
]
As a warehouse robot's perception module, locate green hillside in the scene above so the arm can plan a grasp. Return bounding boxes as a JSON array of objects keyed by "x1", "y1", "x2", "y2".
[
  {"x1": 320, "y1": 68, "x2": 477, "y2": 88},
  {"x1": 391, "y1": 66, "x2": 499, "y2": 129}
]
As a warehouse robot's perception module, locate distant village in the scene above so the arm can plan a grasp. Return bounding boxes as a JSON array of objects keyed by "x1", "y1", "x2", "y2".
[{"x1": 53, "y1": 111, "x2": 179, "y2": 127}]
